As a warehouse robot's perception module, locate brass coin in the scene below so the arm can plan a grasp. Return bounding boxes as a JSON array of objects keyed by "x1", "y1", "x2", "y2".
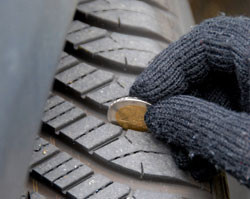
[{"x1": 107, "y1": 97, "x2": 151, "y2": 132}]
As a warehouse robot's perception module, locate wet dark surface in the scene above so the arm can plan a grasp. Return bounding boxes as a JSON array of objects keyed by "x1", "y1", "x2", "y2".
[{"x1": 190, "y1": 0, "x2": 250, "y2": 23}]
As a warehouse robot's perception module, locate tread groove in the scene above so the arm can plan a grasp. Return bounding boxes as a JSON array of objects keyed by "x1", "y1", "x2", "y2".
[
  {"x1": 43, "y1": 158, "x2": 73, "y2": 176},
  {"x1": 109, "y1": 150, "x2": 168, "y2": 161},
  {"x1": 74, "y1": 123, "x2": 106, "y2": 141},
  {"x1": 70, "y1": 33, "x2": 107, "y2": 48},
  {"x1": 57, "y1": 55, "x2": 80, "y2": 74},
  {"x1": 78, "y1": 0, "x2": 99, "y2": 5},
  {"x1": 85, "y1": 182, "x2": 113, "y2": 199},
  {"x1": 52, "y1": 164, "x2": 83, "y2": 183},
  {"x1": 124, "y1": 135, "x2": 133, "y2": 144},
  {"x1": 42, "y1": 97, "x2": 210, "y2": 192},
  {"x1": 140, "y1": 162, "x2": 144, "y2": 179},
  {"x1": 44, "y1": 101, "x2": 65, "y2": 113},
  {"x1": 68, "y1": 69, "x2": 98, "y2": 85},
  {"x1": 136, "y1": 0, "x2": 176, "y2": 16},
  {"x1": 65, "y1": 42, "x2": 143, "y2": 76},
  {"x1": 56, "y1": 70, "x2": 115, "y2": 98},
  {"x1": 61, "y1": 173, "x2": 94, "y2": 194},
  {"x1": 74, "y1": 10, "x2": 171, "y2": 44},
  {"x1": 95, "y1": 47, "x2": 155, "y2": 54},
  {"x1": 88, "y1": 6, "x2": 173, "y2": 21},
  {"x1": 53, "y1": 76, "x2": 116, "y2": 116},
  {"x1": 67, "y1": 25, "x2": 90, "y2": 35},
  {"x1": 46, "y1": 107, "x2": 75, "y2": 123},
  {"x1": 30, "y1": 150, "x2": 61, "y2": 169},
  {"x1": 53, "y1": 83, "x2": 108, "y2": 121}
]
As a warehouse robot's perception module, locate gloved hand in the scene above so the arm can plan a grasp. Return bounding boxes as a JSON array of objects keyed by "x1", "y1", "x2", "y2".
[{"x1": 129, "y1": 16, "x2": 250, "y2": 188}]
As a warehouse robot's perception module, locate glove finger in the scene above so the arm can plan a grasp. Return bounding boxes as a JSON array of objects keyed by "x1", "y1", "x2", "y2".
[
  {"x1": 145, "y1": 95, "x2": 250, "y2": 187},
  {"x1": 129, "y1": 27, "x2": 203, "y2": 104},
  {"x1": 130, "y1": 16, "x2": 250, "y2": 106}
]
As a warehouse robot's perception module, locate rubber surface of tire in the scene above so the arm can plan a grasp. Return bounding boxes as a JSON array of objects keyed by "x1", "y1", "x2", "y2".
[{"x1": 27, "y1": 0, "x2": 228, "y2": 199}]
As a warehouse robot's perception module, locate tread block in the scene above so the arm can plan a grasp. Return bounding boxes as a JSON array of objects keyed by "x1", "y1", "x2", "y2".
[
  {"x1": 133, "y1": 190, "x2": 182, "y2": 199},
  {"x1": 55, "y1": 63, "x2": 96, "y2": 85},
  {"x1": 33, "y1": 152, "x2": 71, "y2": 175},
  {"x1": 78, "y1": 31, "x2": 164, "y2": 54},
  {"x1": 94, "y1": 136, "x2": 136, "y2": 160},
  {"x1": 70, "y1": 70, "x2": 114, "y2": 95},
  {"x1": 137, "y1": 0, "x2": 173, "y2": 11},
  {"x1": 86, "y1": 80, "x2": 131, "y2": 106},
  {"x1": 43, "y1": 101, "x2": 74, "y2": 122},
  {"x1": 79, "y1": 32, "x2": 162, "y2": 68},
  {"x1": 77, "y1": 0, "x2": 180, "y2": 41},
  {"x1": 43, "y1": 96, "x2": 86, "y2": 132},
  {"x1": 94, "y1": 130, "x2": 169, "y2": 161},
  {"x1": 30, "y1": 138, "x2": 59, "y2": 166},
  {"x1": 67, "y1": 26, "x2": 107, "y2": 46},
  {"x1": 47, "y1": 107, "x2": 85, "y2": 131},
  {"x1": 80, "y1": 36, "x2": 120, "y2": 53},
  {"x1": 30, "y1": 141, "x2": 96, "y2": 194},
  {"x1": 56, "y1": 64, "x2": 114, "y2": 96},
  {"x1": 54, "y1": 165, "x2": 93, "y2": 191},
  {"x1": 67, "y1": 174, "x2": 112, "y2": 199},
  {"x1": 94, "y1": 130, "x2": 197, "y2": 185},
  {"x1": 44, "y1": 95, "x2": 64, "y2": 112},
  {"x1": 113, "y1": 153, "x2": 195, "y2": 183},
  {"x1": 44, "y1": 159, "x2": 82, "y2": 182},
  {"x1": 125, "y1": 130, "x2": 170, "y2": 153},
  {"x1": 99, "y1": 49, "x2": 155, "y2": 68},
  {"x1": 110, "y1": 32, "x2": 165, "y2": 53},
  {"x1": 68, "y1": 20, "x2": 89, "y2": 34},
  {"x1": 60, "y1": 115, "x2": 104, "y2": 140},
  {"x1": 116, "y1": 76, "x2": 135, "y2": 89},
  {"x1": 92, "y1": 182, "x2": 130, "y2": 199},
  {"x1": 57, "y1": 53, "x2": 79, "y2": 73},
  {"x1": 76, "y1": 123, "x2": 122, "y2": 151}
]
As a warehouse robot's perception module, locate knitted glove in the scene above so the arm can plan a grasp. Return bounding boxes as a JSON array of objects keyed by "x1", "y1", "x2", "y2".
[{"x1": 129, "y1": 16, "x2": 250, "y2": 187}]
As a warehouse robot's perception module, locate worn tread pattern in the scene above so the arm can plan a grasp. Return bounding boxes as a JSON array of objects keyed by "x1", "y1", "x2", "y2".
[
  {"x1": 30, "y1": 139, "x2": 185, "y2": 199},
  {"x1": 76, "y1": 0, "x2": 181, "y2": 42},
  {"x1": 65, "y1": 20, "x2": 165, "y2": 74},
  {"x1": 41, "y1": 94, "x2": 208, "y2": 190},
  {"x1": 26, "y1": 1, "x2": 216, "y2": 198},
  {"x1": 42, "y1": 95, "x2": 86, "y2": 133},
  {"x1": 59, "y1": 20, "x2": 165, "y2": 110}
]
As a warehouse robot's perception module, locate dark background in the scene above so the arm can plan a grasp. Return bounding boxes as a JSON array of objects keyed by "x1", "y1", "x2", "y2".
[{"x1": 189, "y1": 0, "x2": 250, "y2": 23}]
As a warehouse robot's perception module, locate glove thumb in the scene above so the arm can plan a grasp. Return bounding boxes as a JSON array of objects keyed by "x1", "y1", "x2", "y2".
[{"x1": 145, "y1": 95, "x2": 250, "y2": 187}]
